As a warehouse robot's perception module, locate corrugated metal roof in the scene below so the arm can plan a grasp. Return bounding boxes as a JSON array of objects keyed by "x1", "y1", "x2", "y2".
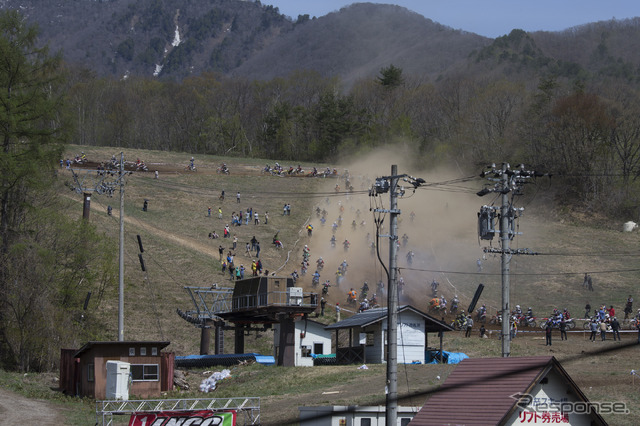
[
  {"x1": 410, "y1": 356, "x2": 607, "y2": 426},
  {"x1": 324, "y1": 305, "x2": 454, "y2": 332}
]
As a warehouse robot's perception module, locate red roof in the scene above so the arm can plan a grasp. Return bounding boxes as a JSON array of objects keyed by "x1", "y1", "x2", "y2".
[{"x1": 410, "y1": 356, "x2": 606, "y2": 426}]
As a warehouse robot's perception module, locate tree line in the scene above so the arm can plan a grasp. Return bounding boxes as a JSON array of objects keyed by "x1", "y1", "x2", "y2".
[{"x1": 66, "y1": 63, "x2": 640, "y2": 218}]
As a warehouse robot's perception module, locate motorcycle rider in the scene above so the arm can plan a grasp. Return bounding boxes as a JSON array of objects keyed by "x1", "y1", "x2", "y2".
[
  {"x1": 361, "y1": 281, "x2": 369, "y2": 299},
  {"x1": 477, "y1": 304, "x2": 487, "y2": 321},
  {"x1": 316, "y1": 257, "x2": 324, "y2": 270},
  {"x1": 347, "y1": 288, "x2": 357, "y2": 305},
  {"x1": 322, "y1": 280, "x2": 331, "y2": 296},
  {"x1": 330, "y1": 235, "x2": 336, "y2": 247},
  {"x1": 526, "y1": 307, "x2": 534, "y2": 318},
  {"x1": 451, "y1": 295, "x2": 459, "y2": 313},
  {"x1": 359, "y1": 298, "x2": 369, "y2": 312},
  {"x1": 370, "y1": 293, "x2": 378, "y2": 307},
  {"x1": 312, "y1": 270, "x2": 320, "y2": 286}
]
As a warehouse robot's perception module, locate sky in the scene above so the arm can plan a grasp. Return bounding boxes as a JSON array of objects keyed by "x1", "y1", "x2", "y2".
[{"x1": 264, "y1": 0, "x2": 640, "y2": 38}]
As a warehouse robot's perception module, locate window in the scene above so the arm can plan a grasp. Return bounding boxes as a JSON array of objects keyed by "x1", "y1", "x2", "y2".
[
  {"x1": 360, "y1": 418, "x2": 371, "y2": 426},
  {"x1": 130, "y1": 364, "x2": 159, "y2": 381},
  {"x1": 140, "y1": 347, "x2": 147, "y2": 356},
  {"x1": 313, "y1": 342, "x2": 323, "y2": 355},
  {"x1": 301, "y1": 346, "x2": 312, "y2": 357},
  {"x1": 151, "y1": 347, "x2": 158, "y2": 356},
  {"x1": 365, "y1": 331, "x2": 375, "y2": 346},
  {"x1": 129, "y1": 347, "x2": 135, "y2": 356},
  {"x1": 400, "y1": 418, "x2": 411, "y2": 426},
  {"x1": 87, "y1": 363, "x2": 94, "y2": 382}
]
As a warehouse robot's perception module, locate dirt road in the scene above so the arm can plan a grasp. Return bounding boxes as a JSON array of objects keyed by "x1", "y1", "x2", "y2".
[{"x1": 0, "y1": 388, "x2": 64, "y2": 425}]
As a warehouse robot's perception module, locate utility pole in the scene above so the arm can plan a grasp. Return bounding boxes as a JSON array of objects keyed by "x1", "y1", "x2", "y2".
[
  {"x1": 499, "y1": 163, "x2": 511, "y2": 357},
  {"x1": 118, "y1": 152, "x2": 125, "y2": 341},
  {"x1": 386, "y1": 164, "x2": 399, "y2": 426},
  {"x1": 477, "y1": 163, "x2": 542, "y2": 357},
  {"x1": 68, "y1": 151, "x2": 129, "y2": 341},
  {"x1": 372, "y1": 166, "x2": 424, "y2": 425}
]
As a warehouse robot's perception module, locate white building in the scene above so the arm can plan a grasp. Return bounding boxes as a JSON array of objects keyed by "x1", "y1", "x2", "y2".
[
  {"x1": 325, "y1": 306, "x2": 453, "y2": 365},
  {"x1": 273, "y1": 318, "x2": 332, "y2": 367}
]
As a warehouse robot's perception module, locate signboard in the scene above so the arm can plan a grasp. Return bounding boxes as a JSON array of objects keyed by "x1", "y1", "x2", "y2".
[{"x1": 129, "y1": 410, "x2": 236, "y2": 426}]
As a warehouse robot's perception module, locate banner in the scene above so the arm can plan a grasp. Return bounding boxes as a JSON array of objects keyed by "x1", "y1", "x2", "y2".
[{"x1": 129, "y1": 410, "x2": 235, "y2": 426}]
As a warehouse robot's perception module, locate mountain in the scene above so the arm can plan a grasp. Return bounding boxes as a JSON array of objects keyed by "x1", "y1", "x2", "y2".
[{"x1": 1, "y1": 0, "x2": 640, "y2": 86}]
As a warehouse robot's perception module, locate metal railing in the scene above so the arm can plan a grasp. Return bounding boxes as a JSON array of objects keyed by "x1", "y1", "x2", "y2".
[
  {"x1": 232, "y1": 290, "x2": 318, "y2": 311},
  {"x1": 96, "y1": 397, "x2": 260, "y2": 425}
]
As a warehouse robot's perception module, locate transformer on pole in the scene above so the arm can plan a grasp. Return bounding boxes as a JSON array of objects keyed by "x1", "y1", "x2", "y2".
[
  {"x1": 371, "y1": 165, "x2": 425, "y2": 424},
  {"x1": 477, "y1": 163, "x2": 544, "y2": 357}
]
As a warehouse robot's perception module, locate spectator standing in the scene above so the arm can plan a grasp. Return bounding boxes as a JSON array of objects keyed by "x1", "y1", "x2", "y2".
[
  {"x1": 264, "y1": 212, "x2": 269, "y2": 224},
  {"x1": 611, "y1": 317, "x2": 621, "y2": 341},
  {"x1": 599, "y1": 320, "x2": 607, "y2": 341},
  {"x1": 465, "y1": 316, "x2": 474, "y2": 337},
  {"x1": 479, "y1": 325, "x2": 486, "y2": 338},
  {"x1": 256, "y1": 242, "x2": 261, "y2": 258},
  {"x1": 589, "y1": 319, "x2": 598, "y2": 341},
  {"x1": 545, "y1": 322, "x2": 553, "y2": 346},
  {"x1": 236, "y1": 191, "x2": 240, "y2": 203},
  {"x1": 336, "y1": 303, "x2": 341, "y2": 321},
  {"x1": 208, "y1": 207, "x2": 211, "y2": 217},
  {"x1": 320, "y1": 297, "x2": 326, "y2": 316},
  {"x1": 624, "y1": 295, "x2": 633, "y2": 320},
  {"x1": 587, "y1": 274, "x2": 593, "y2": 291},
  {"x1": 254, "y1": 211, "x2": 259, "y2": 224},
  {"x1": 559, "y1": 319, "x2": 567, "y2": 341},
  {"x1": 233, "y1": 235, "x2": 238, "y2": 250},
  {"x1": 218, "y1": 245, "x2": 224, "y2": 261},
  {"x1": 584, "y1": 302, "x2": 591, "y2": 319}
]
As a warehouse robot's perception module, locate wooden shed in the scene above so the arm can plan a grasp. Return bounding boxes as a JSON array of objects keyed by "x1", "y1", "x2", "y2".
[{"x1": 62, "y1": 341, "x2": 172, "y2": 400}]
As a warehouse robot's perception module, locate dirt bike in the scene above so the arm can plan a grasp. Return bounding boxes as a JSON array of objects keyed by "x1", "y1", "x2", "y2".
[
  {"x1": 312, "y1": 275, "x2": 320, "y2": 287},
  {"x1": 346, "y1": 296, "x2": 357, "y2": 307},
  {"x1": 217, "y1": 165, "x2": 230, "y2": 174},
  {"x1": 624, "y1": 318, "x2": 639, "y2": 330},
  {"x1": 185, "y1": 164, "x2": 197, "y2": 172},
  {"x1": 476, "y1": 310, "x2": 487, "y2": 324},
  {"x1": 489, "y1": 313, "x2": 502, "y2": 325},
  {"x1": 272, "y1": 239, "x2": 283, "y2": 249},
  {"x1": 322, "y1": 282, "x2": 331, "y2": 296},
  {"x1": 450, "y1": 317, "x2": 467, "y2": 331},
  {"x1": 518, "y1": 316, "x2": 537, "y2": 328}
]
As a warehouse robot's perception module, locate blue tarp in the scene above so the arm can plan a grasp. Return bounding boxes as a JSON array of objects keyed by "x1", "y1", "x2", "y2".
[
  {"x1": 175, "y1": 353, "x2": 275, "y2": 368},
  {"x1": 426, "y1": 350, "x2": 469, "y2": 364}
]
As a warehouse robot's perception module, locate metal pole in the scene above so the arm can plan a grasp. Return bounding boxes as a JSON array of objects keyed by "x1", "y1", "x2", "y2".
[
  {"x1": 500, "y1": 163, "x2": 510, "y2": 357},
  {"x1": 118, "y1": 152, "x2": 125, "y2": 342},
  {"x1": 386, "y1": 164, "x2": 399, "y2": 426},
  {"x1": 82, "y1": 192, "x2": 91, "y2": 220}
]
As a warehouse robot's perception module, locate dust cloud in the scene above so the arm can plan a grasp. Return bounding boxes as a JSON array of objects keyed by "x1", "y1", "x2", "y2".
[{"x1": 301, "y1": 146, "x2": 496, "y2": 314}]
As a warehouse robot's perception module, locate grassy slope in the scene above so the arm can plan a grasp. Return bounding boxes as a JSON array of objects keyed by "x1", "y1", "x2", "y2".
[{"x1": 3, "y1": 145, "x2": 638, "y2": 425}]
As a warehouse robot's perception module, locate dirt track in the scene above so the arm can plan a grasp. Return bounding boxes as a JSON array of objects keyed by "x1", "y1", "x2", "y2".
[{"x1": 0, "y1": 388, "x2": 64, "y2": 425}]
